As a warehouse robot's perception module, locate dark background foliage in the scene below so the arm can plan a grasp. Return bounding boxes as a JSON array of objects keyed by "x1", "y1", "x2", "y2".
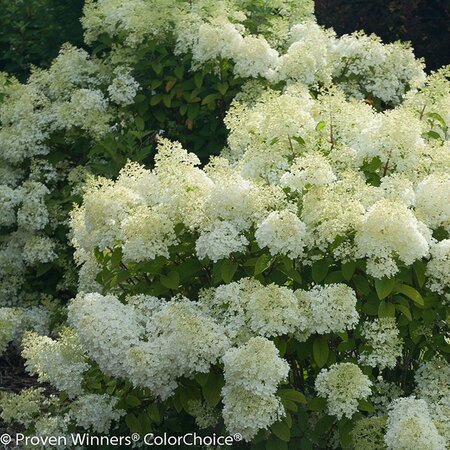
[
  {"x1": 0, "y1": 0, "x2": 84, "y2": 81},
  {"x1": 315, "y1": 0, "x2": 450, "y2": 71},
  {"x1": 1, "y1": 0, "x2": 448, "y2": 81}
]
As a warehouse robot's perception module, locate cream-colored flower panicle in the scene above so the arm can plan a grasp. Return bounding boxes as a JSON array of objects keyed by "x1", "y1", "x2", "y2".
[{"x1": 315, "y1": 363, "x2": 372, "y2": 419}]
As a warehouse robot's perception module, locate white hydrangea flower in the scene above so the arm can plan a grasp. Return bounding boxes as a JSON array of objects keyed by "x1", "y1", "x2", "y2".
[
  {"x1": 0, "y1": 185, "x2": 20, "y2": 227},
  {"x1": 379, "y1": 174, "x2": 415, "y2": 206},
  {"x1": 351, "y1": 416, "x2": 387, "y2": 450},
  {"x1": 222, "y1": 384, "x2": 285, "y2": 442},
  {"x1": 280, "y1": 152, "x2": 336, "y2": 191},
  {"x1": 120, "y1": 205, "x2": 177, "y2": 262},
  {"x1": 22, "y1": 329, "x2": 89, "y2": 398},
  {"x1": 385, "y1": 397, "x2": 446, "y2": 450},
  {"x1": 195, "y1": 221, "x2": 248, "y2": 262},
  {"x1": 371, "y1": 377, "x2": 403, "y2": 415},
  {"x1": 222, "y1": 337, "x2": 289, "y2": 397},
  {"x1": 355, "y1": 199, "x2": 430, "y2": 278},
  {"x1": 200, "y1": 279, "x2": 309, "y2": 342},
  {"x1": 305, "y1": 284, "x2": 359, "y2": 335},
  {"x1": 70, "y1": 394, "x2": 125, "y2": 434},
  {"x1": 68, "y1": 293, "x2": 143, "y2": 380},
  {"x1": 315, "y1": 363, "x2": 372, "y2": 419},
  {"x1": 186, "y1": 399, "x2": 219, "y2": 429},
  {"x1": 107, "y1": 67, "x2": 140, "y2": 106},
  {"x1": 255, "y1": 210, "x2": 307, "y2": 259},
  {"x1": 415, "y1": 357, "x2": 450, "y2": 445},
  {"x1": 0, "y1": 307, "x2": 22, "y2": 353},
  {"x1": 426, "y1": 240, "x2": 450, "y2": 294},
  {"x1": 415, "y1": 173, "x2": 450, "y2": 231},
  {"x1": 221, "y1": 337, "x2": 288, "y2": 441},
  {"x1": 57, "y1": 88, "x2": 111, "y2": 136},
  {"x1": 359, "y1": 318, "x2": 403, "y2": 369},
  {"x1": 0, "y1": 388, "x2": 45, "y2": 427},
  {"x1": 16, "y1": 181, "x2": 49, "y2": 231}
]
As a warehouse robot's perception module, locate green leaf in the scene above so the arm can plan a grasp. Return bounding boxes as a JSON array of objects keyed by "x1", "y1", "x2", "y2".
[
  {"x1": 126, "y1": 395, "x2": 141, "y2": 407},
  {"x1": 254, "y1": 254, "x2": 271, "y2": 275},
  {"x1": 278, "y1": 389, "x2": 306, "y2": 404},
  {"x1": 292, "y1": 135, "x2": 305, "y2": 145},
  {"x1": 201, "y1": 93, "x2": 220, "y2": 106},
  {"x1": 396, "y1": 303, "x2": 412, "y2": 321},
  {"x1": 315, "y1": 121, "x2": 326, "y2": 131},
  {"x1": 135, "y1": 116, "x2": 145, "y2": 131},
  {"x1": 160, "y1": 270, "x2": 180, "y2": 289},
  {"x1": 266, "y1": 436, "x2": 288, "y2": 450},
  {"x1": 194, "y1": 72, "x2": 203, "y2": 89},
  {"x1": 271, "y1": 421, "x2": 291, "y2": 442},
  {"x1": 374, "y1": 277, "x2": 395, "y2": 300},
  {"x1": 358, "y1": 399, "x2": 375, "y2": 413},
  {"x1": 313, "y1": 336, "x2": 329, "y2": 368},
  {"x1": 312, "y1": 259, "x2": 329, "y2": 283},
  {"x1": 150, "y1": 93, "x2": 162, "y2": 106},
  {"x1": 307, "y1": 397, "x2": 327, "y2": 411},
  {"x1": 194, "y1": 372, "x2": 209, "y2": 387},
  {"x1": 341, "y1": 261, "x2": 356, "y2": 281},
  {"x1": 426, "y1": 130, "x2": 441, "y2": 140},
  {"x1": 110, "y1": 247, "x2": 122, "y2": 268},
  {"x1": 353, "y1": 275, "x2": 371, "y2": 296},
  {"x1": 413, "y1": 261, "x2": 426, "y2": 288},
  {"x1": 427, "y1": 112, "x2": 446, "y2": 126},
  {"x1": 216, "y1": 82, "x2": 228, "y2": 95},
  {"x1": 394, "y1": 283, "x2": 424, "y2": 306},
  {"x1": 221, "y1": 260, "x2": 238, "y2": 283},
  {"x1": 378, "y1": 301, "x2": 396, "y2": 318},
  {"x1": 125, "y1": 413, "x2": 142, "y2": 434},
  {"x1": 36, "y1": 263, "x2": 53, "y2": 277},
  {"x1": 202, "y1": 372, "x2": 224, "y2": 407}
]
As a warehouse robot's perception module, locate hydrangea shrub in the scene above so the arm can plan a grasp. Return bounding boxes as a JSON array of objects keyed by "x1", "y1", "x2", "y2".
[{"x1": 1, "y1": 1, "x2": 449, "y2": 449}]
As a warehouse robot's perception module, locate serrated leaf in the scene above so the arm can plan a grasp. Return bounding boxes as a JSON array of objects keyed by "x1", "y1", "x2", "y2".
[
  {"x1": 221, "y1": 260, "x2": 238, "y2": 283},
  {"x1": 313, "y1": 336, "x2": 329, "y2": 368},
  {"x1": 375, "y1": 277, "x2": 395, "y2": 300},
  {"x1": 254, "y1": 254, "x2": 271, "y2": 275},
  {"x1": 312, "y1": 259, "x2": 329, "y2": 283}
]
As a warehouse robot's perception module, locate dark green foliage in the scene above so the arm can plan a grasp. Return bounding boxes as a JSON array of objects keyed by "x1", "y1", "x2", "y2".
[
  {"x1": 315, "y1": 0, "x2": 450, "y2": 71},
  {"x1": 0, "y1": 0, "x2": 84, "y2": 80}
]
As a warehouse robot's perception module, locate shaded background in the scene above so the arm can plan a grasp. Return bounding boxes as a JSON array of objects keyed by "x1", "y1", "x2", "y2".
[
  {"x1": 315, "y1": 0, "x2": 450, "y2": 71},
  {"x1": 0, "y1": 0, "x2": 449, "y2": 79}
]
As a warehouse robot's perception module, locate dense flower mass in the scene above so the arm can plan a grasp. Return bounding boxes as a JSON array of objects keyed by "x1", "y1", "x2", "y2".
[
  {"x1": 0, "y1": 0, "x2": 449, "y2": 448},
  {"x1": 315, "y1": 363, "x2": 372, "y2": 418}
]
